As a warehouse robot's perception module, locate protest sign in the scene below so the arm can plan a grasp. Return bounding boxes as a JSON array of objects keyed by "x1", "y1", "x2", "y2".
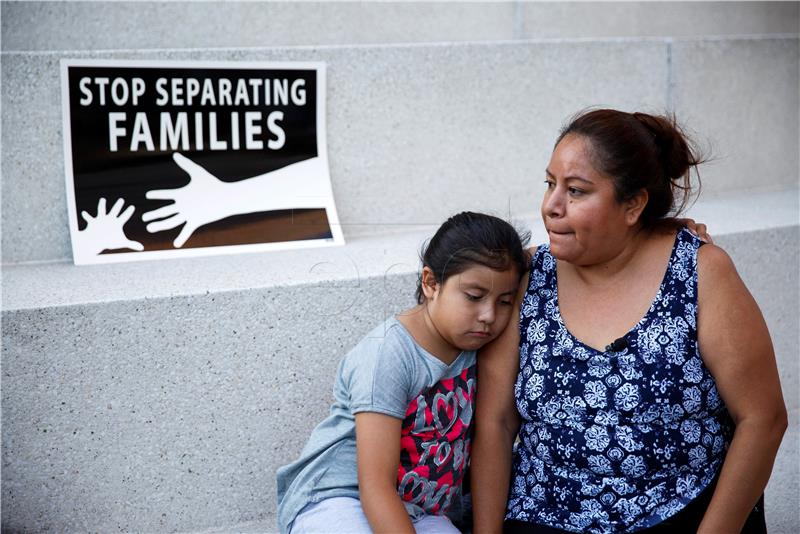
[{"x1": 61, "y1": 59, "x2": 343, "y2": 264}]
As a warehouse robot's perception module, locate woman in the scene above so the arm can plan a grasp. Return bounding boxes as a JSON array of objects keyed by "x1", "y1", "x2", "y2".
[{"x1": 471, "y1": 109, "x2": 787, "y2": 534}]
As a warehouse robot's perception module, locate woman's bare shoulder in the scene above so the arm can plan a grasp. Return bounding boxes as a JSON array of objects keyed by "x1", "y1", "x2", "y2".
[{"x1": 697, "y1": 242, "x2": 737, "y2": 278}]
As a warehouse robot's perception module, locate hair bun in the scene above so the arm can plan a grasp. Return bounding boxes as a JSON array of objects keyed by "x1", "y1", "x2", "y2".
[{"x1": 632, "y1": 112, "x2": 698, "y2": 182}]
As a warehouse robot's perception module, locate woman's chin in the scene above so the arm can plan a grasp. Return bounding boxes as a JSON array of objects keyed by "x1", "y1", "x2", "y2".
[{"x1": 548, "y1": 242, "x2": 574, "y2": 261}]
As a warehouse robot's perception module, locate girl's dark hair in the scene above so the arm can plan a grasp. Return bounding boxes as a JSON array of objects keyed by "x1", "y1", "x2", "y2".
[
  {"x1": 415, "y1": 211, "x2": 530, "y2": 304},
  {"x1": 556, "y1": 109, "x2": 705, "y2": 226}
]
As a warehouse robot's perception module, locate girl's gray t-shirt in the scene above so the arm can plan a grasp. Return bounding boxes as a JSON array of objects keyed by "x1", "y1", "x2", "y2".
[{"x1": 276, "y1": 317, "x2": 477, "y2": 533}]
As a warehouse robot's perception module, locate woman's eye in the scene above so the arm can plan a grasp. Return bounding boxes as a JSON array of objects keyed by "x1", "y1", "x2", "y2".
[
  {"x1": 544, "y1": 180, "x2": 555, "y2": 189},
  {"x1": 500, "y1": 299, "x2": 513, "y2": 306},
  {"x1": 568, "y1": 187, "x2": 584, "y2": 196},
  {"x1": 465, "y1": 293, "x2": 482, "y2": 301}
]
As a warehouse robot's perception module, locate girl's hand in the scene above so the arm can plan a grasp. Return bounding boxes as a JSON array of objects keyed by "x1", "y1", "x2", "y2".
[{"x1": 676, "y1": 217, "x2": 713, "y2": 244}]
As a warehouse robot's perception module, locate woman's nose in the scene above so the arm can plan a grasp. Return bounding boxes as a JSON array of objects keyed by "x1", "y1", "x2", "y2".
[{"x1": 542, "y1": 187, "x2": 565, "y2": 218}]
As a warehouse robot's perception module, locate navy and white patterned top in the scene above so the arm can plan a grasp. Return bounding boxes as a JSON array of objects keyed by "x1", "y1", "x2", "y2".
[{"x1": 507, "y1": 228, "x2": 732, "y2": 533}]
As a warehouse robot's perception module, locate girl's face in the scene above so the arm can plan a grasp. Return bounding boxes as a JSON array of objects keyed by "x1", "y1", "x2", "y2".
[
  {"x1": 422, "y1": 264, "x2": 520, "y2": 353},
  {"x1": 541, "y1": 134, "x2": 645, "y2": 265}
]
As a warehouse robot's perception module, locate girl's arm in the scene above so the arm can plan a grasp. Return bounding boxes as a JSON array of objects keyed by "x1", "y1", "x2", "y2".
[
  {"x1": 471, "y1": 274, "x2": 527, "y2": 533},
  {"x1": 355, "y1": 412, "x2": 415, "y2": 534},
  {"x1": 696, "y1": 244, "x2": 788, "y2": 534}
]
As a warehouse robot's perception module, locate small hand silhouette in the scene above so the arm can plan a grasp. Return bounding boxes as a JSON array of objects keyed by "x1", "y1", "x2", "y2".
[{"x1": 78, "y1": 197, "x2": 144, "y2": 255}]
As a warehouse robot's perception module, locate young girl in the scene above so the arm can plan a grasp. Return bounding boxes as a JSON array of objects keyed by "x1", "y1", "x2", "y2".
[{"x1": 276, "y1": 212, "x2": 530, "y2": 533}]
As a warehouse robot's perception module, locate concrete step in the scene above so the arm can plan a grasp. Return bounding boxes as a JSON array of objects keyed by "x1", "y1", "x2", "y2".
[
  {"x1": 2, "y1": 188, "x2": 798, "y2": 533},
  {"x1": 2, "y1": 188, "x2": 797, "y2": 312},
  {"x1": 2, "y1": 35, "x2": 798, "y2": 264},
  {"x1": 2, "y1": 2, "x2": 797, "y2": 51}
]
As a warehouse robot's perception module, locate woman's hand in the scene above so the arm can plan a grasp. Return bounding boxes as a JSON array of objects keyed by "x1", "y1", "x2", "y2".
[
  {"x1": 355, "y1": 412, "x2": 416, "y2": 534},
  {"x1": 674, "y1": 217, "x2": 713, "y2": 243}
]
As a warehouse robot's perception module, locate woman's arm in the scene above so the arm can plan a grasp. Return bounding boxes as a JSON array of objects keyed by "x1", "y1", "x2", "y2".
[
  {"x1": 471, "y1": 273, "x2": 527, "y2": 533},
  {"x1": 355, "y1": 412, "x2": 415, "y2": 534},
  {"x1": 696, "y1": 244, "x2": 788, "y2": 534}
]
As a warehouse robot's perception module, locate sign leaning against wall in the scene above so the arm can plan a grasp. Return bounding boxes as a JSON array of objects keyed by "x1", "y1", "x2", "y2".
[{"x1": 61, "y1": 59, "x2": 344, "y2": 265}]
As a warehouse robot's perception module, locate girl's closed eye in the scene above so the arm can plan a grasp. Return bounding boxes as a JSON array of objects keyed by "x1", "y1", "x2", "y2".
[{"x1": 465, "y1": 292, "x2": 483, "y2": 301}]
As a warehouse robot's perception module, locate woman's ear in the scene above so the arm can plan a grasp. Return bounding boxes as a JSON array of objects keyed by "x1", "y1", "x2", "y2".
[
  {"x1": 421, "y1": 267, "x2": 439, "y2": 300},
  {"x1": 624, "y1": 189, "x2": 649, "y2": 226}
]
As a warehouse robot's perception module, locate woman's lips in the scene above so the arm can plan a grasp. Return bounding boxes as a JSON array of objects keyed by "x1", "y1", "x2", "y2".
[{"x1": 548, "y1": 229, "x2": 573, "y2": 236}]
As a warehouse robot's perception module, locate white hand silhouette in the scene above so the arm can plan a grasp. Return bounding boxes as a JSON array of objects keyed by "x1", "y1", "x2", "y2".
[
  {"x1": 78, "y1": 197, "x2": 144, "y2": 255},
  {"x1": 143, "y1": 152, "x2": 331, "y2": 248},
  {"x1": 143, "y1": 153, "x2": 237, "y2": 248}
]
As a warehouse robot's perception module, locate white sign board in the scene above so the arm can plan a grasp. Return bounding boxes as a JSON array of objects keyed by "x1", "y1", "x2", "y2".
[{"x1": 61, "y1": 59, "x2": 343, "y2": 264}]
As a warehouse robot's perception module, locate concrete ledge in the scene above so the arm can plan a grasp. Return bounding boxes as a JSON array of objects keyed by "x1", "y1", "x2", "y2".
[
  {"x1": 2, "y1": 2, "x2": 796, "y2": 51},
  {"x1": 672, "y1": 38, "x2": 799, "y2": 194},
  {"x1": 3, "y1": 188, "x2": 797, "y2": 311},
  {"x1": 2, "y1": 274, "x2": 419, "y2": 533},
  {"x1": 3, "y1": 36, "x2": 797, "y2": 263},
  {"x1": 2, "y1": 37, "x2": 667, "y2": 263},
  {"x1": 2, "y1": 197, "x2": 798, "y2": 532}
]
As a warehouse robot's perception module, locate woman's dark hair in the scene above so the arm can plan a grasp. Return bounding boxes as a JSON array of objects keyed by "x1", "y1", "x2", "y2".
[
  {"x1": 556, "y1": 108, "x2": 705, "y2": 226},
  {"x1": 415, "y1": 211, "x2": 530, "y2": 304}
]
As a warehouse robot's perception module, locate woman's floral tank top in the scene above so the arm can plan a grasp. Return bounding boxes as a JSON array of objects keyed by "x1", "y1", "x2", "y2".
[{"x1": 508, "y1": 228, "x2": 733, "y2": 533}]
